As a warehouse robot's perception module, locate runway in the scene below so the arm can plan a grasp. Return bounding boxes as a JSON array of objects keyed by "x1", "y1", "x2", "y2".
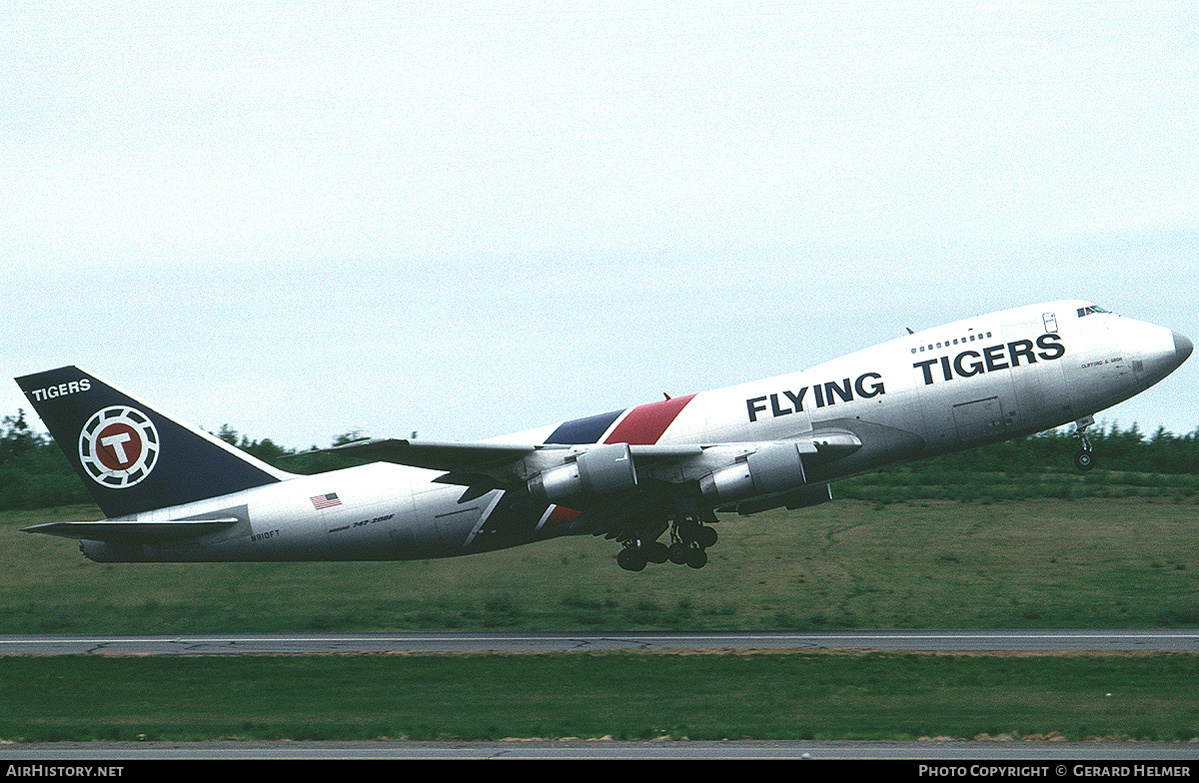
[
  {"x1": 1, "y1": 629, "x2": 1197, "y2": 656},
  {"x1": 4, "y1": 630, "x2": 1198, "y2": 762}
]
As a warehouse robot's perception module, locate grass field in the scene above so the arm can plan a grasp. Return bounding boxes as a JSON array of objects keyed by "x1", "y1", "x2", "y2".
[
  {"x1": 2, "y1": 496, "x2": 1198, "y2": 634},
  {"x1": 1, "y1": 651, "x2": 1197, "y2": 743},
  {"x1": 4, "y1": 496, "x2": 1199, "y2": 743}
]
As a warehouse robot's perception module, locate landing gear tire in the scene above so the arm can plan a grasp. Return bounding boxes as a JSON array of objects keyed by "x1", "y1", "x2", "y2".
[
  {"x1": 618, "y1": 515, "x2": 718, "y2": 571},
  {"x1": 1072, "y1": 415, "x2": 1096, "y2": 473},
  {"x1": 666, "y1": 515, "x2": 716, "y2": 569},
  {"x1": 617, "y1": 546, "x2": 647, "y2": 572}
]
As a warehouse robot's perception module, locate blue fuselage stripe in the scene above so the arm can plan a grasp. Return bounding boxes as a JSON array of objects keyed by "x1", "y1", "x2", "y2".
[{"x1": 544, "y1": 409, "x2": 624, "y2": 445}]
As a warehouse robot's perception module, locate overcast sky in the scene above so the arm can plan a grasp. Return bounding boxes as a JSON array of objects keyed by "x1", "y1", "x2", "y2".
[{"x1": 3, "y1": 1, "x2": 1197, "y2": 450}]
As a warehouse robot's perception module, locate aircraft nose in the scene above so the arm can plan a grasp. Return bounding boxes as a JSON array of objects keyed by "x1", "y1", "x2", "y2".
[
  {"x1": 1120, "y1": 321, "x2": 1191, "y2": 388},
  {"x1": 1174, "y1": 331, "x2": 1194, "y2": 365}
]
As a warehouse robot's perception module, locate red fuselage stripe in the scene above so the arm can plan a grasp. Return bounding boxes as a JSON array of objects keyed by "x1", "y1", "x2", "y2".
[{"x1": 604, "y1": 393, "x2": 696, "y2": 446}]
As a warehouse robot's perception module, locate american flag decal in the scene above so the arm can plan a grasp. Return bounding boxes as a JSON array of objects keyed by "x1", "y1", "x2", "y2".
[{"x1": 310, "y1": 492, "x2": 342, "y2": 509}]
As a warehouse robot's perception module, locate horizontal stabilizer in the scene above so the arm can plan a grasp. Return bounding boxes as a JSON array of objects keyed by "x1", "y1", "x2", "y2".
[{"x1": 23, "y1": 518, "x2": 239, "y2": 543}]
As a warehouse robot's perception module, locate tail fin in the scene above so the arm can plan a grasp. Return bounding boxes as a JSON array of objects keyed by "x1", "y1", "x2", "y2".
[{"x1": 15, "y1": 366, "x2": 288, "y2": 518}]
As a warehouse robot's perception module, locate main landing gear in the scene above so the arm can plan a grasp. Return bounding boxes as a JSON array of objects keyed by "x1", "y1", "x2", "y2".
[
  {"x1": 617, "y1": 515, "x2": 718, "y2": 571},
  {"x1": 1072, "y1": 415, "x2": 1096, "y2": 472}
]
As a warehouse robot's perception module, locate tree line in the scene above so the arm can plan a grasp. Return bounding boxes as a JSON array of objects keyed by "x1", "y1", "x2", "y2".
[{"x1": 2, "y1": 409, "x2": 1199, "y2": 511}]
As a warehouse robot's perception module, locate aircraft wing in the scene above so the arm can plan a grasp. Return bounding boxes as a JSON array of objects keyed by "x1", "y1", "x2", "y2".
[
  {"x1": 319, "y1": 438, "x2": 574, "y2": 501},
  {"x1": 329, "y1": 433, "x2": 857, "y2": 470},
  {"x1": 325, "y1": 438, "x2": 708, "y2": 466},
  {"x1": 322, "y1": 438, "x2": 557, "y2": 472},
  {"x1": 325, "y1": 432, "x2": 860, "y2": 506}
]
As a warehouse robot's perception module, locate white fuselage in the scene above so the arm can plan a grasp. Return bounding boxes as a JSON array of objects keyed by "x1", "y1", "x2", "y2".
[{"x1": 81, "y1": 300, "x2": 1189, "y2": 562}]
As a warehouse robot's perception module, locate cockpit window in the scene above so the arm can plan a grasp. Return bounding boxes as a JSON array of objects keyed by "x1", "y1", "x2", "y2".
[{"x1": 1077, "y1": 305, "x2": 1110, "y2": 317}]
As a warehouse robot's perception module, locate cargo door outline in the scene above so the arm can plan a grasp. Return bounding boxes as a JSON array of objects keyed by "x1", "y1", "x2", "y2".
[{"x1": 953, "y1": 396, "x2": 1008, "y2": 441}]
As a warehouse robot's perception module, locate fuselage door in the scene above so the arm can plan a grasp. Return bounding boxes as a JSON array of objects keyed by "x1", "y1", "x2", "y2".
[
  {"x1": 953, "y1": 396, "x2": 1007, "y2": 441},
  {"x1": 1043, "y1": 312, "x2": 1058, "y2": 333}
]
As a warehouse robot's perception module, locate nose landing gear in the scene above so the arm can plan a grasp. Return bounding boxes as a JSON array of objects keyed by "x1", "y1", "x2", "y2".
[{"x1": 1072, "y1": 415, "x2": 1095, "y2": 472}]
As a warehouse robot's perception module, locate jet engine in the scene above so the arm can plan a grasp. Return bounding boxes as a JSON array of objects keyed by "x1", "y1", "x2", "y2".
[
  {"x1": 698, "y1": 442, "x2": 807, "y2": 505},
  {"x1": 528, "y1": 442, "x2": 638, "y2": 504}
]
